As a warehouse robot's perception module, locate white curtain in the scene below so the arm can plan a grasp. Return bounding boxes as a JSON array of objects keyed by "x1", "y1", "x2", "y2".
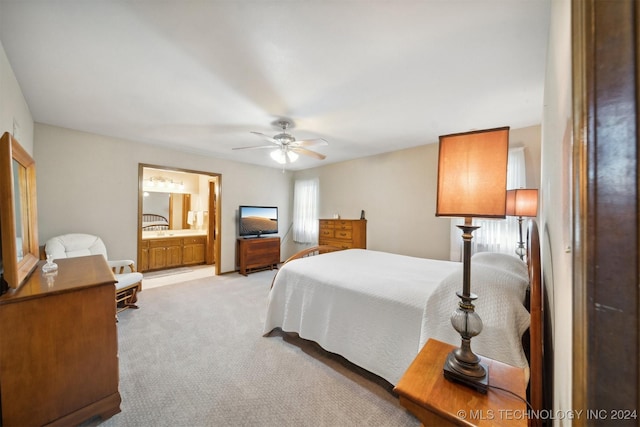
[
  {"x1": 293, "y1": 178, "x2": 319, "y2": 244},
  {"x1": 449, "y1": 147, "x2": 527, "y2": 260}
]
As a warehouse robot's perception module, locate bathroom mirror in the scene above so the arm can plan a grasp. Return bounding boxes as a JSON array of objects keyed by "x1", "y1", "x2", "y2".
[
  {"x1": 0, "y1": 132, "x2": 39, "y2": 291},
  {"x1": 142, "y1": 191, "x2": 191, "y2": 230}
]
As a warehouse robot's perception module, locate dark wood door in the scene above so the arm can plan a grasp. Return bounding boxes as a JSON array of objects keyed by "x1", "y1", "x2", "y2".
[{"x1": 572, "y1": 0, "x2": 639, "y2": 423}]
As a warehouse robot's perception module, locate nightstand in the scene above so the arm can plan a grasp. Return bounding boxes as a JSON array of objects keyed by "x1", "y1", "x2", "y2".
[{"x1": 394, "y1": 339, "x2": 528, "y2": 427}]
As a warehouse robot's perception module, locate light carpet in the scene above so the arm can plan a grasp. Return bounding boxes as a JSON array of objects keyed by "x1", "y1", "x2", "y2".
[
  {"x1": 142, "y1": 266, "x2": 215, "y2": 290},
  {"x1": 142, "y1": 267, "x2": 194, "y2": 279},
  {"x1": 97, "y1": 270, "x2": 420, "y2": 427}
]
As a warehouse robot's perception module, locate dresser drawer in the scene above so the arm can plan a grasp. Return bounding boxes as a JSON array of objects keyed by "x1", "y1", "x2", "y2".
[
  {"x1": 334, "y1": 220, "x2": 353, "y2": 230},
  {"x1": 183, "y1": 236, "x2": 206, "y2": 245},
  {"x1": 320, "y1": 238, "x2": 355, "y2": 250},
  {"x1": 333, "y1": 229, "x2": 352, "y2": 240},
  {"x1": 319, "y1": 220, "x2": 335, "y2": 229},
  {"x1": 320, "y1": 228, "x2": 335, "y2": 238},
  {"x1": 149, "y1": 237, "x2": 182, "y2": 248}
]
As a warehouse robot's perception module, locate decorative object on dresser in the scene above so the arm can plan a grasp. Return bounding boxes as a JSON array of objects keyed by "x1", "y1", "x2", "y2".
[
  {"x1": 0, "y1": 255, "x2": 121, "y2": 426},
  {"x1": 506, "y1": 188, "x2": 539, "y2": 260},
  {"x1": 237, "y1": 236, "x2": 280, "y2": 276},
  {"x1": 435, "y1": 126, "x2": 510, "y2": 393},
  {"x1": 394, "y1": 339, "x2": 527, "y2": 427},
  {"x1": 45, "y1": 233, "x2": 143, "y2": 313},
  {"x1": 318, "y1": 219, "x2": 367, "y2": 249}
]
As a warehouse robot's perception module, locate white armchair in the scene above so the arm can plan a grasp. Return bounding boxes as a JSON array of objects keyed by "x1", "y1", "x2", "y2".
[{"x1": 45, "y1": 233, "x2": 143, "y2": 313}]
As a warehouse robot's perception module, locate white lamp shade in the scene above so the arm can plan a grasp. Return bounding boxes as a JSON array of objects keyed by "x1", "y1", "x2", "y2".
[
  {"x1": 270, "y1": 149, "x2": 299, "y2": 164},
  {"x1": 436, "y1": 127, "x2": 510, "y2": 218},
  {"x1": 287, "y1": 150, "x2": 299, "y2": 163}
]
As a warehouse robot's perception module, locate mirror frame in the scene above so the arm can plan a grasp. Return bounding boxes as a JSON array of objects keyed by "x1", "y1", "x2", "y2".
[{"x1": 0, "y1": 132, "x2": 39, "y2": 290}]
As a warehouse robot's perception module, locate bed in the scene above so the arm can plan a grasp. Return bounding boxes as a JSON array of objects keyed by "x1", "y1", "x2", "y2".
[
  {"x1": 142, "y1": 213, "x2": 169, "y2": 231},
  {"x1": 264, "y1": 221, "x2": 544, "y2": 415}
]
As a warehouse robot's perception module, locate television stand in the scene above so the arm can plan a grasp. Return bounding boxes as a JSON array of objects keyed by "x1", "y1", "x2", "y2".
[{"x1": 237, "y1": 236, "x2": 280, "y2": 276}]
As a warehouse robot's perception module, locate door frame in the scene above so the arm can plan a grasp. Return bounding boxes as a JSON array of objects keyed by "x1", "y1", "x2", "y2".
[
  {"x1": 572, "y1": 0, "x2": 639, "y2": 421},
  {"x1": 138, "y1": 163, "x2": 222, "y2": 276}
]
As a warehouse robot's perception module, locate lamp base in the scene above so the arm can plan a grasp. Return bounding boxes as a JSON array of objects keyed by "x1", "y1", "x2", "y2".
[
  {"x1": 443, "y1": 352, "x2": 489, "y2": 393},
  {"x1": 515, "y1": 243, "x2": 526, "y2": 260}
]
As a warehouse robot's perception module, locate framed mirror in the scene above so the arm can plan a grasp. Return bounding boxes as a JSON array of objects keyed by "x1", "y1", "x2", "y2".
[
  {"x1": 0, "y1": 132, "x2": 39, "y2": 291},
  {"x1": 142, "y1": 191, "x2": 191, "y2": 231}
]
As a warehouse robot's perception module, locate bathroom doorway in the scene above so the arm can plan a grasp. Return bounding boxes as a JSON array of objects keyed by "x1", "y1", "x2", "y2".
[{"x1": 137, "y1": 164, "x2": 222, "y2": 276}]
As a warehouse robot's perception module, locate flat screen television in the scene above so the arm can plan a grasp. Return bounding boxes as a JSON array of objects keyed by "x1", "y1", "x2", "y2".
[{"x1": 238, "y1": 206, "x2": 278, "y2": 238}]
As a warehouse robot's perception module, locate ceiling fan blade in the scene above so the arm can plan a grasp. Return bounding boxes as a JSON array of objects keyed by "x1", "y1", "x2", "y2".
[
  {"x1": 232, "y1": 144, "x2": 276, "y2": 151},
  {"x1": 294, "y1": 138, "x2": 329, "y2": 147},
  {"x1": 291, "y1": 147, "x2": 326, "y2": 160},
  {"x1": 250, "y1": 131, "x2": 280, "y2": 145}
]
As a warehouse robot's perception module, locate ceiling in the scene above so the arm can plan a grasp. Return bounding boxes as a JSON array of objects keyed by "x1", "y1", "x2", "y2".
[{"x1": 0, "y1": 0, "x2": 551, "y2": 171}]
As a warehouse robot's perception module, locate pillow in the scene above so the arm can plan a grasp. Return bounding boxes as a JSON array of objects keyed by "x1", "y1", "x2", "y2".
[{"x1": 472, "y1": 251, "x2": 529, "y2": 282}]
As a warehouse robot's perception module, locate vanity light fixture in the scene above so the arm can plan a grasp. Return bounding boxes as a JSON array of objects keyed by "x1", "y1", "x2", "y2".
[{"x1": 144, "y1": 176, "x2": 185, "y2": 191}]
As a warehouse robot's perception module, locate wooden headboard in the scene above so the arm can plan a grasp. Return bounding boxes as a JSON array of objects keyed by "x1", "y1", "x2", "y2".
[
  {"x1": 527, "y1": 220, "x2": 544, "y2": 427},
  {"x1": 142, "y1": 213, "x2": 168, "y2": 223},
  {"x1": 142, "y1": 213, "x2": 169, "y2": 231}
]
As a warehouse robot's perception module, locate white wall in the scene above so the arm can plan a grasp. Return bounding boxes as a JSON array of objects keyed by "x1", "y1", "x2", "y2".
[
  {"x1": 296, "y1": 142, "x2": 448, "y2": 259},
  {"x1": 0, "y1": 40, "x2": 33, "y2": 153},
  {"x1": 511, "y1": 125, "x2": 542, "y2": 188},
  {"x1": 293, "y1": 125, "x2": 541, "y2": 261},
  {"x1": 540, "y1": 0, "x2": 572, "y2": 423},
  {"x1": 34, "y1": 123, "x2": 293, "y2": 273}
]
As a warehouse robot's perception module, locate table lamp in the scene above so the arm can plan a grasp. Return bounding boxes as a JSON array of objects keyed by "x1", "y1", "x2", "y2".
[
  {"x1": 506, "y1": 189, "x2": 539, "y2": 260},
  {"x1": 435, "y1": 126, "x2": 510, "y2": 393}
]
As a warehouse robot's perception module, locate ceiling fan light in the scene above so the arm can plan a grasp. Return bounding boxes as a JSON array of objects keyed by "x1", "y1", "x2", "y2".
[
  {"x1": 270, "y1": 149, "x2": 287, "y2": 164},
  {"x1": 270, "y1": 148, "x2": 299, "y2": 164},
  {"x1": 286, "y1": 151, "x2": 299, "y2": 163}
]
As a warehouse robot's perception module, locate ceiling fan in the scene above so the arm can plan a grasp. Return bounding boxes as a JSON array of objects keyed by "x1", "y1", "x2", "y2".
[{"x1": 233, "y1": 120, "x2": 328, "y2": 164}]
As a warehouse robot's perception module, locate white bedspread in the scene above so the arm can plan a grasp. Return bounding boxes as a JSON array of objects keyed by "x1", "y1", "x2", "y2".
[
  {"x1": 263, "y1": 249, "x2": 460, "y2": 385},
  {"x1": 420, "y1": 259, "x2": 531, "y2": 381}
]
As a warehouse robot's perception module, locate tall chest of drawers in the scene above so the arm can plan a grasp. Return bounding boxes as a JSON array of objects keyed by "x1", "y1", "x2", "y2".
[{"x1": 319, "y1": 219, "x2": 367, "y2": 249}]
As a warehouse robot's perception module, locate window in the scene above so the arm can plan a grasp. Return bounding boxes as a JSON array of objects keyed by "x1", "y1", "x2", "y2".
[
  {"x1": 449, "y1": 147, "x2": 527, "y2": 260},
  {"x1": 292, "y1": 178, "x2": 319, "y2": 244}
]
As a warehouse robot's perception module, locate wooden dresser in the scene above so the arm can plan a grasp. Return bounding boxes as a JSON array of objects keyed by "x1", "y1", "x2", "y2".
[
  {"x1": 319, "y1": 219, "x2": 367, "y2": 249},
  {"x1": 0, "y1": 255, "x2": 121, "y2": 426},
  {"x1": 237, "y1": 236, "x2": 280, "y2": 276}
]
